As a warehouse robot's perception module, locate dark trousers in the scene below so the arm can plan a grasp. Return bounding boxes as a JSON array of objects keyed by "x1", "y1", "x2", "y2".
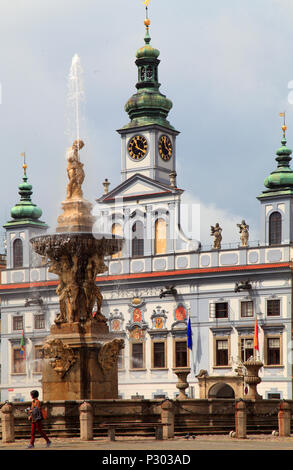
[{"x1": 30, "y1": 421, "x2": 50, "y2": 445}]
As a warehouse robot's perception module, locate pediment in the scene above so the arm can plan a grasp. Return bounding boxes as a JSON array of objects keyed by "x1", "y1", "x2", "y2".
[{"x1": 98, "y1": 174, "x2": 182, "y2": 203}]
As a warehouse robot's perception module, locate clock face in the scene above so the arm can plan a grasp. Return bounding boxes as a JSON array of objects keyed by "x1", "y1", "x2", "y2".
[
  {"x1": 128, "y1": 135, "x2": 148, "y2": 161},
  {"x1": 159, "y1": 135, "x2": 172, "y2": 161}
]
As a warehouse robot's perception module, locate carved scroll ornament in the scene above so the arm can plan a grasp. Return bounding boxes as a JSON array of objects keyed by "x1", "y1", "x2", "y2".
[
  {"x1": 42, "y1": 338, "x2": 76, "y2": 378},
  {"x1": 98, "y1": 339, "x2": 124, "y2": 374}
]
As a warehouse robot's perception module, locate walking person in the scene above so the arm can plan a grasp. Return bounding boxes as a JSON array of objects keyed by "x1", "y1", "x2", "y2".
[{"x1": 27, "y1": 390, "x2": 51, "y2": 449}]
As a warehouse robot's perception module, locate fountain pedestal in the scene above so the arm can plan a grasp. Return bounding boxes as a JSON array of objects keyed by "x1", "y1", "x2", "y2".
[{"x1": 41, "y1": 320, "x2": 123, "y2": 401}]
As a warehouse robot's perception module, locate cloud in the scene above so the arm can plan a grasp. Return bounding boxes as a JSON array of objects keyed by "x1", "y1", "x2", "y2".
[{"x1": 181, "y1": 191, "x2": 259, "y2": 248}]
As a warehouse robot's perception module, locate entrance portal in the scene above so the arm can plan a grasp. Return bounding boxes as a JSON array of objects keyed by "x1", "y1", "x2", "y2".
[{"x1": 208, "y1": 383, "x2": 235, "y2": 398}]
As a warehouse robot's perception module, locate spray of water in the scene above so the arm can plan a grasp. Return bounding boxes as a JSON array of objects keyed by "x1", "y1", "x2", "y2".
[{"x1": 66, "y1": 53, "x2": 85, "y2": 158}]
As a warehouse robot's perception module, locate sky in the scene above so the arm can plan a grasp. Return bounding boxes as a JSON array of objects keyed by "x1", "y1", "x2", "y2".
[{"x1": 1, "y1": 0, "x2": 293, "y2": 246}]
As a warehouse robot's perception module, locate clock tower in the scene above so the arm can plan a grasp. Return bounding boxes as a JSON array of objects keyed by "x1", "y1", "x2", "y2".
[{"x1": 117, "y1": 17, "x2": 179, "y2": 185}]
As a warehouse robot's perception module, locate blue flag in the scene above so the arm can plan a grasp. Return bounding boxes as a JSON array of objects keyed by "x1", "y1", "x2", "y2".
[{"x1": 187, "y1": 317, "x2": 193, "y2": 350}]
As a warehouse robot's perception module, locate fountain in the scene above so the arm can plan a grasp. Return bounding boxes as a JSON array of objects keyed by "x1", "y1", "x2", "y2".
[{"x1": 30, "y1": 55, "x2": 124, "y2": 401}]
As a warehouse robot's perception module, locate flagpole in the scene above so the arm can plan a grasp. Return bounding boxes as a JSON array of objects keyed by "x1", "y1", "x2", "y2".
[{"x1": 187, "y1": 314, "x2": 195, "y2": 374}]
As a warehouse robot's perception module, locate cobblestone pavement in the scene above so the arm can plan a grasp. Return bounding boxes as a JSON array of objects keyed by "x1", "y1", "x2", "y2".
[{"x1": 1, "y1": 434, "x2": 293, "y2": 451}]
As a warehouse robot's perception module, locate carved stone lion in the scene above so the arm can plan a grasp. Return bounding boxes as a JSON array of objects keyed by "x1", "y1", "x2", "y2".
[
  {"x1": 98, "y1": 339, "x2": 124, "y2": 374},
  {"x1": 42, "y1": 338, "x2": 76, "y2": 378}
]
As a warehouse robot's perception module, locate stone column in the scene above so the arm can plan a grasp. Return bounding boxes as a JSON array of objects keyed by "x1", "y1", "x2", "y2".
[
  {"x1": 1, "y1": 402, "x2": 15, "y2": 443},
  {"x1": 160, "y1": 400, "x2": 174, "y2": 439},
  {"x1": 235, "y1": 400, "x2": 246, "y2": 439},
  {"x1": 79, "y1": 401, "x2": 93, "y2": 441},
  {"x1": 278, "y1": 401, "x2": 291, "y2": 437}
]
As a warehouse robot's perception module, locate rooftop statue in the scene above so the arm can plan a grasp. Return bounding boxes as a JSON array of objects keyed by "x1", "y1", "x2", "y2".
[
  {"x1": 210, "y1": 223, "x2": 222, "y2": 250},
  {"x1": 237, "y1": 220, "x2": 249, "y2": 247}
]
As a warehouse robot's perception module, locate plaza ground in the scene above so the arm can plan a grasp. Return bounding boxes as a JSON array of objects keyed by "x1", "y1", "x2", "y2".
[{"x1": 1, "y1": 434, "x2": 293, "y2": 451}]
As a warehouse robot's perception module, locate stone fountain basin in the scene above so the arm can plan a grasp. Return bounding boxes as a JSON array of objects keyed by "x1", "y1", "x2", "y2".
[{"x1": 30, "y1": 232, "x2": 123, "y2": 258}]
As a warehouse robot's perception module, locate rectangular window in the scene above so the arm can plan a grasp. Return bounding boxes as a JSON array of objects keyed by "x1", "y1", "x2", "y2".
[
  {"x1": 241, "y1": 338, "x2": 254, "y2": 362},
  {"x1": 267, "y1": 299, "x2": 280, "y2": 316},
  {"x1": 267, "y1": 338, "x2": 280, "y2": 365},
  {"x1": 12, "y1": 348, "x2": 25, "y2": 374},
  {"x1": 13, "y1": 316, "x2": 23, "y2": 331},
  {"x1": 131, "y1": 343, "x2": 144, "y2": 369},
  {"x1": 33, "y1": 346, "x2": 43, "y2": 373},
  {"x1": 215, "y1": 303, "x2": 228, "y2": 319},
  {"x1": 216, "y1": 339, "x2": 229, "y2": 366},
  {"x1": 241, "y1": 301, "x2": 253, "y2": 318},
  {"x1": 34, "y1": 314, "x2": 45, "y2": 330},
  {"x1": 153, "y1": 341, "x2": 166, "y2": 368},
  {"x1": 175, "y1": 340, "x2": 188, "y2": 368},
  {"x1": 267, "y1": 393, "x2": 281, "y2": 399}
]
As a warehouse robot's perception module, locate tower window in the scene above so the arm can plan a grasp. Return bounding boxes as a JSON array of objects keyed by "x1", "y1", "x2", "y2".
[
  {"x1": 112, "y1": 223, "x2": 123, "y2": 258},
  {"x1": 146, "y1": 66, "x2": 153, "y2": 80},
  {"x1": 132, "y1": 221, "x2": 144, "y2": 257},
  {"x1": 13, "y1": 239, "x2": 23, "y2": 268},
  {"x1": 155, "y1": 218, "x2": 167, "y2": 255},
  {"x1": 269, "y1": 211, "x2": 282, "y2": 245},
  {"x1": 140, "y1": 66, "x2": 145, "y2": 81}
]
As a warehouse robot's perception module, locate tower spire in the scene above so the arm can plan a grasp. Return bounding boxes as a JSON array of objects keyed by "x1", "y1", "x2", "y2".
[
  {"x1": 122, "y1": 3, "x2": 174, "y2": 130},
  {"x1": 3, "y1": 153, "x2": 47, "y2": 228},
  {"x1": 260, "y1": 114, "x2": 293, "y2": 194}
]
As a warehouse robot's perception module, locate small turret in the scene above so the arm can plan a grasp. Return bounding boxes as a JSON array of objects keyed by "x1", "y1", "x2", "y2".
[{"x1": 4, "y1": 154, "x2": 47, "y2": 228}]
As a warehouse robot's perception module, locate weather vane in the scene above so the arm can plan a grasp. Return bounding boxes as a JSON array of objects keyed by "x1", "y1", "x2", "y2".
[{"x1": 143, "y1": 0, "x2": 150, "y2": 18}]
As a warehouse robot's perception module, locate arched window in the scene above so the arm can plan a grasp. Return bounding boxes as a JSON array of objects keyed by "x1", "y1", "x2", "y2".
[
  {"x1": 112, "y1": 223, "x2": 122, "y2": 259},
  {"x1": 13, "y1": 239, "x2": 23, "y2": 268},
  {"x1": 132, "y1": 221, "x2": 144, "y2": 257},
  {"x1": 146, "y1": 65, "x2": 153, "y2": 79},
  {"x1": 269, "y1": 211, "x2": 282, "y2": 245},
  {"x1": 140, "y1": 66, "x2": 145, "y2": 81},
  {"x1": 155, "y1": 218, "x2": 167, "y2": 255}
]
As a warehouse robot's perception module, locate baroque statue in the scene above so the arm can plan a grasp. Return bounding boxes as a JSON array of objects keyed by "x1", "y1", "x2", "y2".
[
  {"x1": 66, "y1": 139, "x2": 85, "y2": 200},
  {"x1": 48, "y1": 250, "x2": 108, "y2": 325},
  {"x1": 237, "y1": 220, "x2": 249, "y2": 247},
  {"x1": 210, "y1": 223, "x2": 222, "y2": 249}
]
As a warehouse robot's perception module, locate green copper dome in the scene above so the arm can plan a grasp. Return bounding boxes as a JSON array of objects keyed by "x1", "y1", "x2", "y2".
[
  {"x1": 122, "y1": 21, "x2": 174, "y2": 130},
  {"x1": 136, "y1": 27, "x2": 160, "y2": 59},
  {"x1": 264, "y1": 134, "x2": 293, "y2": 190},
  {"x1": 4, "y1": 168, "x2": 47, "y2": 228}
]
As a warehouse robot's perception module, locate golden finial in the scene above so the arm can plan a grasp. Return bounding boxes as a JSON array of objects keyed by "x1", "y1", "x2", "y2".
[
  {"x1": 143, "y1": 0, "x2": 151, "y2": 27},
  {"x1": 280, "y1": 112, "x2": 287, "y2": 137},
  {"x1": 20, "y1": 152, "x2": 27, "y2": 175}
]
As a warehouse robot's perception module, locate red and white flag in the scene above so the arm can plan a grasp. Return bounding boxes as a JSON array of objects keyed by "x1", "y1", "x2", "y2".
[{"x1": 253, "y1": 316, "x2": 259, "y2": 353}]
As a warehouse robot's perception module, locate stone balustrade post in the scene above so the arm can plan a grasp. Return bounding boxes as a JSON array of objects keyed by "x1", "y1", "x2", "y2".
[
  {"x1": 79, "y1": 401, "x2": 93, "y2": 441},
  {"x1": 278, "y1": 401, "x2": 291, "y2": 437},
  {"x1": 235, "y1": 400, "x2": 246, "y2": 439},
  {"x1": 1, "y1": 402, "x2": 15, "y2": 443},
  {"x1": 160, "y1": 399, "x2": 174, "y2": 439}
]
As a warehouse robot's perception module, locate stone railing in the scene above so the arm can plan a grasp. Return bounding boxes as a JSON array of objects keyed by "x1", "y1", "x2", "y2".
[{"x1": 1, "y1": 398, "x2": 292, "y2": 442}]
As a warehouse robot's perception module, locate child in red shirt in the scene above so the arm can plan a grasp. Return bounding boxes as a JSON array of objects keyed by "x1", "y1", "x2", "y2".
[{"x1": 27, "y1": 390, "x2": 51, "y2": 449}]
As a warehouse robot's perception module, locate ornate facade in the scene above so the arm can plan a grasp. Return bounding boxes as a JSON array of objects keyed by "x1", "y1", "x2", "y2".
[{"x1": 0, "y1": 18, "x2": 293, "y2": 401}]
